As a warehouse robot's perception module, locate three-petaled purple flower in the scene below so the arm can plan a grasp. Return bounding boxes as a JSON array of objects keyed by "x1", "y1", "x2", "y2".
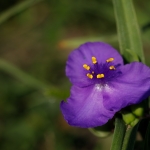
[{"x1": 60, "y1": 42, "x2": 150, "y2": 128}]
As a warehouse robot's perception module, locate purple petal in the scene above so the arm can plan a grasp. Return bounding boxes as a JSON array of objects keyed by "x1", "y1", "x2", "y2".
[
  {"x1": 103, "y1": 62, "x2": 150, "y2": 112},
  {"x1": 66, "y1": 42, "x2": 123, "y2": 87},
  {"x1": 60, "y1": 85, "x2": 115, "y2": 128}
]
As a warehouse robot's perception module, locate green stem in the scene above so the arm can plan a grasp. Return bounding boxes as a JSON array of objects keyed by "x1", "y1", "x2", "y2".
[
  {"x1": 110, "y1": 118, "x2": 126, "y2": 150},
  {"x1": 0, "y1": 0, "x2": 43, "y2": 26},
  {"x1": 122, "y1": 124, "x2": 139, "y2": 150}
]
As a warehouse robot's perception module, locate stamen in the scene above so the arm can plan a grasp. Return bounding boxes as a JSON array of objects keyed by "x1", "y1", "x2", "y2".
[
  {"x1": 87, "y1": 73, "x2": 93, "y2": 79},
  {"x1": 106, "y1": 58, "x2": 114, "y2": 63},
  {"x1": 83, "y1": 64, "x2": 90, "y2": 70},
  {"x1": 92, "y1": 57, "x2": 97, "y2": 64},
  {"x1": 97, "y1": 74, "x2": 104, "y2": 79},
  {"x1": 92, "y1": 71, "x2": 94, "y2": 74},
  {"x1": 109, "y1": 66, "x2": 115, "y2": 70}
]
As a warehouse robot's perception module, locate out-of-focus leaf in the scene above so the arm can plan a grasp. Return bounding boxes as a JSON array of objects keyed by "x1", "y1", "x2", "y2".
[
  {"x1": 59, "y1": 35, "x2": 118, "y2": 49},
  {"x1": 0, "y1": 0, "x2": 43, "y2": 25},
  {"x1": 44, "y1": 88, "x2": 69, "y2": 100},
  {"x1": 0, "y1": 59, "x2": 47, "y2": 90}
]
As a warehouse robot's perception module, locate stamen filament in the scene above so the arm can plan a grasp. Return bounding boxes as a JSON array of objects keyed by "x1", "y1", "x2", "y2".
[
  {"x1": 87, "y1": 73, "x2": 93, "y2": 79},
  {"x1": 109, "y1": 66, "x2": 115, "y2": 70},
  {"x1": 83, "y1": 64, "x2": 90, "y2": 70},
  {"x1": 92, "y1": 57, "x2": 97, "y2": 64},
  {"x1": 106, "y1": 58, "x2": 114, "y2": 63},
  {"x1": 97, "y1": 74, "x2": 104, "y2": 79}
]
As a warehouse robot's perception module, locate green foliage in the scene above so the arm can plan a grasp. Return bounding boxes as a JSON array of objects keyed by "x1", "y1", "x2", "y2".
[
  {"x1": 124, "y1": 49, "x2": 140, "y2": 62},
  {"x1": 111, "y1": 0, "x2": 150, "y2": 149},
  {"x1": 113, "y1": 0, "x2": 145, "y2": 63},
  {"x1": 0, "y1": 0, "x2": 150, "y2": 150}
]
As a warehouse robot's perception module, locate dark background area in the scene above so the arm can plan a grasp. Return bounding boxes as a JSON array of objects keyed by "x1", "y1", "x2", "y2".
[{"x1": 0, "y1": 0, "x2": 150, "y2": 150}]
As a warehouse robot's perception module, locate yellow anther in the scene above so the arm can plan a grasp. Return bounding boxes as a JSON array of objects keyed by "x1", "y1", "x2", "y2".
[
  {"x1": 97, "y1": 74, "x2": 104, "y2": 79},
  {"x1": 92, "y1": 71, "x2": 94, "y2": 74},
  {"x1": 106, "y1": 58, "x2": 114, "y2": 63},
  {"x1": 83, "y1": 64, "x2": 90, "y2": 70},
  {"x1": 109, "y1": 66, "x2": 115, "y2": 70},
  {"x1": 92, "y1": 56, "x2": 97, "y2": 64},
  {"x1": 87, "y1": 73, "x2": 93, "y2": 79}
]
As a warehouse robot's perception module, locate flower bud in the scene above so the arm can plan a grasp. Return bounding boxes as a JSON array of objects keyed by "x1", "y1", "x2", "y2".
[
  {"x1": 130, "y1": 118, "x2": 139, "y2": 127},
  {"x1": 122, "y1": 111, "x2": 136, "y2": 125},
  {"x1": 131, "y1": 104, "x2": 144, "y2": 117}
]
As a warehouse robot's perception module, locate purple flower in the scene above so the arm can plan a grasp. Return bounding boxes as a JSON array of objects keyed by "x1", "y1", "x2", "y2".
[{"x1": 60, "y1": 42, "x2": 150, "y2": 128}]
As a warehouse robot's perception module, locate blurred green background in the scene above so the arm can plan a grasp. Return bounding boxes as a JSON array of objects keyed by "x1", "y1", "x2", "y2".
[{"x1": 0, "y1": 0, "x2": 150, "y2": 150}]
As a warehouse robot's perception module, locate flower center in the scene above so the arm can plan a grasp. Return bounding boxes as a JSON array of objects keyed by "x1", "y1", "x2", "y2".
[{"x1": 82, "y1": 56, "x2": 121, "y2": 83}]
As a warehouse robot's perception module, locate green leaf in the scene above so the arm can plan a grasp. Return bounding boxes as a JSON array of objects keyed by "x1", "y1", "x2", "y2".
[
  {"x1": 125, "y1": 49, "x2": 140, "y2": 62},
  {"x1": 110, "y1": 117, "x2": 126, "y2": 150},
  {"x1": 113, "y1": 0, "x2": 145, "y2": 63},
  {"x1": 143, "y1": 121, "x2": 150, "y2": 150}
]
